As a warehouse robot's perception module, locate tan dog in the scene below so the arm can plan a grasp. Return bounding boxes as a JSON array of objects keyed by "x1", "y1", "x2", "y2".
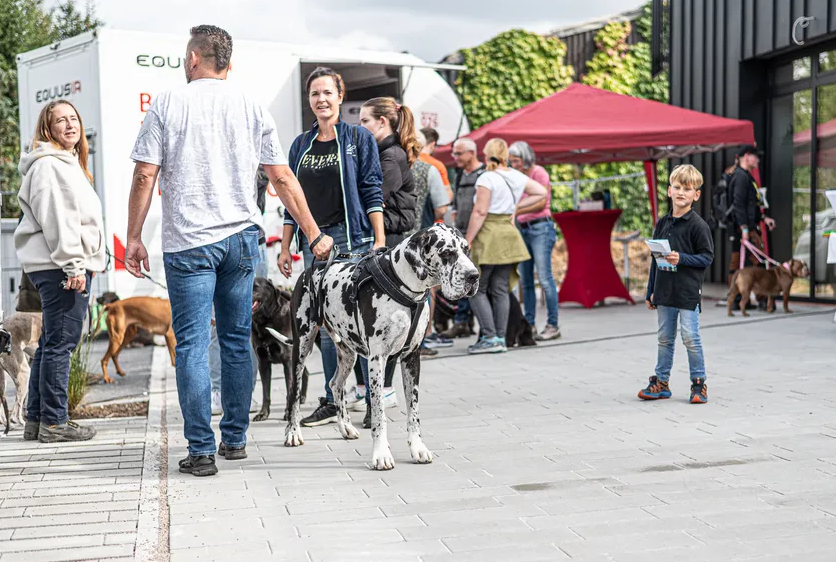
[
  {"x1": 101, "y1": 297, "x2": 176, "y2": 383},
  {"x1": 0, "y1": 312, "x2": 42, "y2": 429},
  {"x1": 727, "y1": 259, "x2": 810, "y2": 317}
]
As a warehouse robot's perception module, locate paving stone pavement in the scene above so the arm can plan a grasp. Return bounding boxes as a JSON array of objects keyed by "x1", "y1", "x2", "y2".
[
  {"x1": 160, "y1": 303, "x2": 836, "y2": 562},
  {"x1": 3, "y1": 300, "x2": 836, "y2": 561},
  {"x1": 0, "y1": 416, "x2": 146, "y2": 562}
]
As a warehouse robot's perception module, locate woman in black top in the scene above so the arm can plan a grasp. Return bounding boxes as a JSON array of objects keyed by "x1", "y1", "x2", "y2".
[
  {"x1": 358, "y1": 97, "x2": 420, "y2": 417},
  {"x1": 359, "y1": 97, "x2": 420, "y2": 248}
]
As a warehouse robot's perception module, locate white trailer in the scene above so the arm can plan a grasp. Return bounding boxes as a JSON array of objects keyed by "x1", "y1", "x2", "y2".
[{"x1": 14, "y1": 28, "x2": 468, "y2": 302}]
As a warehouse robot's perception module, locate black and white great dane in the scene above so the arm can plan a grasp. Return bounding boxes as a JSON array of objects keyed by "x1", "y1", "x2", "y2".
[{"x1": 285, "y1": 224, "x2": 479, "y2": 470}]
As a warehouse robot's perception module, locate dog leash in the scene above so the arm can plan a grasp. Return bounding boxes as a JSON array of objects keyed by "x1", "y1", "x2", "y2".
[
  {"x1": 740, "y1": 240, "x2": 787, "y2": 270},
  {"x1": 106, "y1": 249, "x2": 169, "y2": 291}
]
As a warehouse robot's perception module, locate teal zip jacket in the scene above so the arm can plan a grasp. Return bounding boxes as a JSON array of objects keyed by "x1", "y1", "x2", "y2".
[{"x1": 284, "y1": 120, "x2": 384, "y2": 251}]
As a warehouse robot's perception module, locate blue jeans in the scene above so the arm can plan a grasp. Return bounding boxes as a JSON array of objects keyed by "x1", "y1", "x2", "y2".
[
  {"x1": 209, "y1": 313, "x2": 258, "y2": 393},
  {"x1": 255, "y1": 242, "x2": 268, "y2": 278},
  {"x1": 210, "y1": 241, "x2": 264, "y2": 393},
  {"x1": 26, "y1": 270, "x2": 91, "y2": 425},
  {"x1": 163, "y1": 226, "x2": 259, "y2": 456},
  {"x1": 453, "y1": 297, "x2": 471, "y2": 324},
  {"x1": 518, "y1": 219, "x2": 559, "y2": 327},
  {"x1": 299, "y1": 223, "x2": 369, "y2": 404},
  {"x1": 655, "y1": 305, "x2": 706, "y2": 382}
]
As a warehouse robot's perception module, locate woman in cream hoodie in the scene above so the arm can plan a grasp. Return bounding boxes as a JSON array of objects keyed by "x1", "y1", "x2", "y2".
[{"x1": 15, "y1": 100, "x2": 106, "y2": 443}]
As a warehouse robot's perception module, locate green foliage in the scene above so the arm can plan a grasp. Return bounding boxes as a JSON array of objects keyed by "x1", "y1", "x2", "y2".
[
  {"x1": 575, "y1": 5, "x2": 670, "y2": 235},
  {"x1": 68, "y1": 333, "x2": 92, "y2": 412},
  {"x1": 455, "y1": 29, "x2": 574, "y2": 130},
  {"x1": 581, "y1": 22, "x2": 639, "y2": 95},
  {"x1": 0, "y1": 0, "x2": 103, "y2": 217}
]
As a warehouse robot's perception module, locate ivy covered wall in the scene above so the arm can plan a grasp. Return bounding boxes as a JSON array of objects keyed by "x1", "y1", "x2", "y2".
[{"x1": 453, "y1": 1, "x2": 671, "y2": 235}]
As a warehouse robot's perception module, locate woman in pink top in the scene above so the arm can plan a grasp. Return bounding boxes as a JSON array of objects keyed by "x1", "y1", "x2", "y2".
[{"x1": 509, "y1": 141, "x2": 560, "y2": 341}]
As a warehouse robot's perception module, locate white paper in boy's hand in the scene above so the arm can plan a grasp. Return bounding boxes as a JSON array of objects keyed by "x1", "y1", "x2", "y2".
[{"x1": 645, "y1": 239, "x2": 671, "y2": 255}]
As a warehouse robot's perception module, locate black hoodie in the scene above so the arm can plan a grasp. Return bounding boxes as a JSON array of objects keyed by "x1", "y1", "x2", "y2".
[{"x1": 378, "y1": 134, "x2": 416, "y2": 234}]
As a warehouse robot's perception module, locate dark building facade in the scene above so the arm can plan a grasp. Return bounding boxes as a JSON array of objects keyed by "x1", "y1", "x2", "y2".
[{"x1": 664, "y1": 0, "x2": 836, "y2": 300}]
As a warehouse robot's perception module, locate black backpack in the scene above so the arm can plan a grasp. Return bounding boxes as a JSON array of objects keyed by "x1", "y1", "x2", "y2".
[{"x1": 709, "y1": 174, "x2": 734, "y2": 230}]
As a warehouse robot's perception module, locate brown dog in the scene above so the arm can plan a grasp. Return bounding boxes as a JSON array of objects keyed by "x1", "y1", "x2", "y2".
[
  {"x1": 101, "y1": 297, "x2": 176, "y2": 383},
  {"x1": 727, "y1": 259, "x2": 810, "y2": 317}
]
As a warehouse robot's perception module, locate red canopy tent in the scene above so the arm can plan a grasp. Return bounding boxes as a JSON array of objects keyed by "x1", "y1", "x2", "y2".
[{"x1": 436, "y1": 83, "x2": 756, "y2": 222}]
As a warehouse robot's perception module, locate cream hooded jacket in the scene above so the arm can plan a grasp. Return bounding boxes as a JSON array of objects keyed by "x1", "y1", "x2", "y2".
[{"x1": 14, "y1": 142, "x2": 107, "y2": 278}]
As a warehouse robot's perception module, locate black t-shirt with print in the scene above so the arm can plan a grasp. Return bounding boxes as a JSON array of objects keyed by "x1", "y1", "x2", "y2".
[{"x1": 297, "y1": 139, "x2": 344, "y2": 227}]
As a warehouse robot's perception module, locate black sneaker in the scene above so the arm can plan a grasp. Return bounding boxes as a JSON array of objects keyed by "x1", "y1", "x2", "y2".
[
  {"x1": 363, "y1": 404, "x2": 371, "y2": 429},
  {"x1": 301, "y1": 397, "x2": 337, "y2": 427},
  {"x1": 23, "y1": 420, "x2": 39, "y2": 441},
  {"x1": 218, "y1": 442, "x2": 247, "y2": 460},
  {"x1": 38, "y1": 421, "x2": 96, "y2": 443},
  {"x1": 178, "y1": 454, "x2": 218, "y2": 477}
]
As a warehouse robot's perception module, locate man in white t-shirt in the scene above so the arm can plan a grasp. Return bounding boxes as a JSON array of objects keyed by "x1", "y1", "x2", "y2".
[{"x1": 125, "y1": 25, "x2": 332, "y2": 477}]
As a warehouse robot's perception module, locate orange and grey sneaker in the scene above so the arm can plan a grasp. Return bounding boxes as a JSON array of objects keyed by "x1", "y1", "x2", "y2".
[
  {"x1": 690, "y1": 378, "x2": 708, "y2": 404},
  {"x1": 638, "y1": 376, "x2": 671, "y2": 400}
]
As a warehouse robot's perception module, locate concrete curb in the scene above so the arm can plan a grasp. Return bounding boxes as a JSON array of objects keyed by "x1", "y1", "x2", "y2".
[{"x1": 134, "y1": 345, "x2": 169, "y2": 561}]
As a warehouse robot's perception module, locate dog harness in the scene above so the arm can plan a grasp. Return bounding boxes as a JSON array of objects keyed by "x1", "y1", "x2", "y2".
[
  {"x1": 347, "y1": 249, "x2": 429, "y2": 358},
  {"x1": 308, "y1": 246, "x2": 429, "y2": 358}
]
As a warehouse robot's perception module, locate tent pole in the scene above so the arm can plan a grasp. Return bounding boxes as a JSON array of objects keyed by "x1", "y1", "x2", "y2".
[{"x1": 643, "y1": 160, "x2": 659, "y2": 224}]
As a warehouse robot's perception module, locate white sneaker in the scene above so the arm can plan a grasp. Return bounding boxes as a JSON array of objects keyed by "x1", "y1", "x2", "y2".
[
  {"x1": 348, "y1": 385, "x2": 366, "y2": 412},
  {"x1": 211, "y1": 390, "x2": 222, "y2": 416},
  {"x1": 382, "y1": 387, "x2": 398, "y2": 409},
  {"x1": 250, "y1": 397, "x2": 260, "y2": 413}
]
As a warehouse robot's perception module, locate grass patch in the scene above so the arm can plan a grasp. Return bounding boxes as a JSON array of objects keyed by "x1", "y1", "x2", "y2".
[{"x1": 68, "y1": 334, "x2": 93, "y2": 412}]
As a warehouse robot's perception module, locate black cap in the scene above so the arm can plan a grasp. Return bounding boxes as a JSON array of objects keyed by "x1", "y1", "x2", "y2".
[{"x1": 737, "y1": 144, "x2": 763, "y2": 158}]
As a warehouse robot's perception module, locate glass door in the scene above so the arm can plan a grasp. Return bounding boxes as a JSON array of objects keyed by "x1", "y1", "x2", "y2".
[
  {"x1": 815, "y1": 82, "x2": 836, "y2": 297},
  {"x1": 771, "y1": 47, "x2": 836, "y2": 300}
]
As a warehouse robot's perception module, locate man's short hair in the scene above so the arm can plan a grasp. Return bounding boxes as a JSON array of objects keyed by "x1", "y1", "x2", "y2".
[
  {"x1": 189, "y1": 25, "x2": 233, "y2": 72},
  {"x1": 669, "y1": 164, "x2": 704, "y2": 189},
  {"x1": 420, "y1": 127, "x2": 439, "y2": 145},
  {"x1": 453, "y1": 138, "x2": 476, "y2": 153}
]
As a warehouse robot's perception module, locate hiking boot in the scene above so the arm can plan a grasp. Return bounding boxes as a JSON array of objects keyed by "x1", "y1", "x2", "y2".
[
  {"x1": 23, "y1": 420, "x2": 39, "y2": 441},
  {"x1": 363, "y1": 404, "x2": 371, "y2": 429},
  {"x1": 301, "y1": 397, "x2": 337, "y2": 427},
  {"x1": 690, "y1": 378, "x2": 708, "y2": 404},
  {"x1": 178, "y1": 454, "x2": 218, "y2": 477},
  {"x1": 638, "y1": 376, "x2": 671, "y2": 400},
  {"x1": 440, "y1": 322, "x2": 471, "y2": 339},
  {"x1": 420, "y1": 344, "x2": 438, "y2": 357},
  {"x1": 467, "y1": 336, "x2": 505, "y2": 354},
  {"x1": 38, "y1": 421, "x2": 96, "y2": 443},
  {"x1": 218, "y1": 442, "x2": 247, "y2": 460},
  {"x1": 535, "y1": 324, "x2": 562, "y2": 341},
  {"x1": 424, "y1": 333, "x2": 454, "y2": 348}
]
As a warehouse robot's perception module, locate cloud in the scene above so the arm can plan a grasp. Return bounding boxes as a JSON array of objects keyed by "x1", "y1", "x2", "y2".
[{"x1": 78, "y1": 0, "x2": 642, "y2": 62}]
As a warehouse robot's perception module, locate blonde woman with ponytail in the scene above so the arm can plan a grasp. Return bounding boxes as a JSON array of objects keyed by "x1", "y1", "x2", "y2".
[{"x1": 359, "y1": 96, "x2": 419, "y2": 416}]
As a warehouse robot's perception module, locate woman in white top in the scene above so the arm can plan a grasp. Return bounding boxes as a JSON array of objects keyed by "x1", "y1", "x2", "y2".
[
  {"x1": 15, "y1": 100, "x2": 106, "y2": 443},
  {"x1": 464, "y1": 138, "x2": 547, "y2": 354}
]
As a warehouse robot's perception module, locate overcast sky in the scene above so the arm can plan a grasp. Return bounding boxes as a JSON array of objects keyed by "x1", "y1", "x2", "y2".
[{"x1": 71, "y1": 0, "x2": 642, "y2": 62}]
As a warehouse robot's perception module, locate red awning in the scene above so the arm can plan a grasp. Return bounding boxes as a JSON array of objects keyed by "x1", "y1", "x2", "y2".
[{"x1": 435, "y1": 83, "x2": 755, "y2": 165}]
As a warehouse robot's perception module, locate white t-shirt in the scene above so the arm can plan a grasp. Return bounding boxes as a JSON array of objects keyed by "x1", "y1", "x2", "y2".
[
  {"x1": 130, "y1": 79, "x2": 288, "y2": 253},
  {"x1": 474, "y1": 168, "x2": 528, "y2": 215}
]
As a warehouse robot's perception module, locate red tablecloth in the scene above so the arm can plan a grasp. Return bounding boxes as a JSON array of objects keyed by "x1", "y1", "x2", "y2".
[{"x1": 553, "y1": 210, "x2": 634, "y2": 308}]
